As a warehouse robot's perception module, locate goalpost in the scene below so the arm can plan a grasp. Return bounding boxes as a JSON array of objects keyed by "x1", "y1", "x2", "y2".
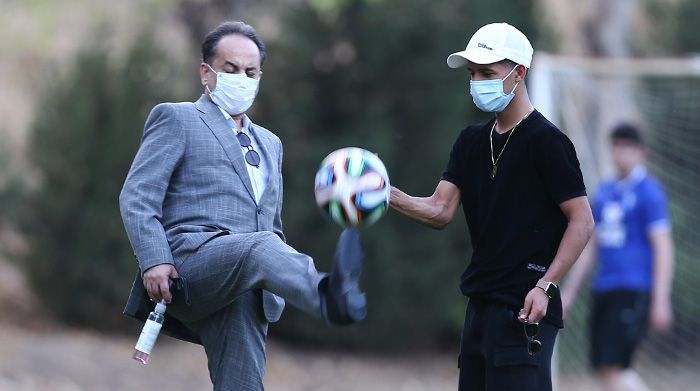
[{"x1": 531, "y1": 52, "x2": 700, "y2": 391}]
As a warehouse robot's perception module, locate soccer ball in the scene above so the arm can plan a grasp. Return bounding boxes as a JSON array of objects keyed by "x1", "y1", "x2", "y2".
[{"x1": 314, "y1": 147, "x2": 390, "y2": 227}]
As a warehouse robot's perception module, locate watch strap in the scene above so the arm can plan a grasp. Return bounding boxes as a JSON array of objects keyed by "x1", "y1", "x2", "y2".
[{"x1": 536, "y1": 279, "x2": 558, "y2": 298}]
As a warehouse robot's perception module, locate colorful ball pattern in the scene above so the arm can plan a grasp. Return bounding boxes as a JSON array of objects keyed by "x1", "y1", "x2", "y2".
[{"x1": 314, "y1": 147, "x2": 390, "y2": 227}]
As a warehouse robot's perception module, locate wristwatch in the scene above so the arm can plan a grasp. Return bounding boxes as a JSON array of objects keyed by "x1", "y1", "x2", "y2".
[{"x1": 535, "y1": 279, "x2": 559, "y2": 299}]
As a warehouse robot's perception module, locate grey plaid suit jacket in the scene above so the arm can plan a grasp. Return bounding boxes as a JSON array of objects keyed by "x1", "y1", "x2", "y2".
[{"x1": 120, "y1": 95, "x2": 286, "y2": 343}]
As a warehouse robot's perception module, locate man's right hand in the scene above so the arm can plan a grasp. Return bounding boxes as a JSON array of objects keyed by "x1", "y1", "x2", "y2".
[{"x1": 143, "y1": 263, "x2": 179, "y2": 304}]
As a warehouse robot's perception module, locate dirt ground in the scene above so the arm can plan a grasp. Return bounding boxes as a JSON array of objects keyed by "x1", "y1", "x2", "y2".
[
  {"x1": 0, "y1": 323, "x2": 461, "y2": 391},
  {"x1": 0, "y1": 259, "x2": 635, "y2": 391},
  {"x1": 0, "y1": 256, "x2": 465, "y2": 391},
  {"x1": 2, "y1": 258, "x2": 696, "y2": 391},
  {"x1": 6, "y1": 321, "x2": 696, "y2": 391}
]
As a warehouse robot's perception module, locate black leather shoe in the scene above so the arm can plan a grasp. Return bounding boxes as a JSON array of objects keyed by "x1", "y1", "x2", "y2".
[{"x1": 320, "y1": 228, "x2": 367, "y2": 325}]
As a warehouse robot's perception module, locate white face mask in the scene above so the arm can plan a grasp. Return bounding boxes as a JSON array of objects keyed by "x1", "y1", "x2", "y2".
[{"x1": 205, "y1": 63, "x2": 260, "y2": 115}]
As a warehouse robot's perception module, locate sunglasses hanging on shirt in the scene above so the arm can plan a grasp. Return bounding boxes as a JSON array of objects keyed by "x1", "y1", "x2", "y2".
[{"x1": 236, "y1": 132, "x2": 261, "y2": 168}]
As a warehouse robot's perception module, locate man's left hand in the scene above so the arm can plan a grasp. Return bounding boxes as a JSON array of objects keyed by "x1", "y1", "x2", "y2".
[{"x1": 519, "y1": 287, "x2": 549, "y2": 323}]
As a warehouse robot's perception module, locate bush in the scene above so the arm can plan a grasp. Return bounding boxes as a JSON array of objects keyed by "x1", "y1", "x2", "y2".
[{"x1": 22, "y1": 29, "x2": 187, "y2": 330}]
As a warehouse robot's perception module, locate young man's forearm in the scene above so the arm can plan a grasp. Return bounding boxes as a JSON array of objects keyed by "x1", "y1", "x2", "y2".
[
  {"x1": 390, "y1": 181, "x2": 461, "y2": 230},
  {"x1": 542, "y1": 197, "x2": 595, "y2": 285},
  {"x1": 560, "y1": 237, "x2": 596, "y2": 301},
  {"x1": 390, "y1": 188, "x2": 447, "y2": 229}
]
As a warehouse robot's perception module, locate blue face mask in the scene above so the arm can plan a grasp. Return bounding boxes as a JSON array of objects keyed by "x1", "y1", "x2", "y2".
[{"x1": 469, "y1": 65, "x2": 519, "y2": 112}]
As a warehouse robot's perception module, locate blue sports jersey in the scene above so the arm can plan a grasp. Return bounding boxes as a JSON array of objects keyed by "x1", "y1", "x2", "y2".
[{"x1": 592, "y1": 165, "x2": 670, "y2": 292}]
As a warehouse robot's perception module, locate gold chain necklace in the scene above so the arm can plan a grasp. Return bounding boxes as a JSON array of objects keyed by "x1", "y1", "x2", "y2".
[{"x1": 489, "y1": 108, "x2": 534, "y2": 179}]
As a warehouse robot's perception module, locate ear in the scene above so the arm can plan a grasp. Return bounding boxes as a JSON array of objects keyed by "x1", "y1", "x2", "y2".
[
  {"x1": 199, "y1": 63, "x2": 210, "y2": 86},
  {"x1": 515, "y1": 64, "x2": 528, "y2": 82}
]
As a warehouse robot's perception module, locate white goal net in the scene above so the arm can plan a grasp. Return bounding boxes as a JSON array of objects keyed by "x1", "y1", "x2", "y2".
[{"x1": 531, "y1": 53, "x2": 700, "y2": 391}]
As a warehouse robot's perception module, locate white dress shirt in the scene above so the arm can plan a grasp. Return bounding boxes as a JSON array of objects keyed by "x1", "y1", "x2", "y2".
[{"x1": 217, "y1": 107, "x2": 269, "y2": 203}]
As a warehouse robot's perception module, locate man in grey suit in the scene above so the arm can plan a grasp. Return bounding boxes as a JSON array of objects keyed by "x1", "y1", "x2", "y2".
[{"x1": 120, "y1": 21, "x2": 367, "y2": 390}]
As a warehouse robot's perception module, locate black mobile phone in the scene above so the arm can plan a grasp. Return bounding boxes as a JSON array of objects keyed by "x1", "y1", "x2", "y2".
[{"x1": 169, "y1": 277, "x2": 190, "y2": 305}]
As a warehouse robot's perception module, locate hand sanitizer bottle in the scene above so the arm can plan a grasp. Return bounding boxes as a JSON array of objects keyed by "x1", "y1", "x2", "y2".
[{"x1": 132, "y1": 300, "x2": 166, "y2": 364}]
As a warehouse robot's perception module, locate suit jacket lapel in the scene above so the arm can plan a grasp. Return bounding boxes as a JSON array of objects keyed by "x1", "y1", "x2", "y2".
[{"x1": 195, "y1": 95, "x2": 256, "y2": 202}]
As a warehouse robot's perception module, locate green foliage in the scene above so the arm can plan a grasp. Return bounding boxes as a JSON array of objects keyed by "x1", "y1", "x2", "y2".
[
  {"x1": 639, "y1": 0, "x2": 700, "y2": 55},
  {"x1": 672, "y1": 0, "x2": 700, "y2": 53},
  {"x1": 0, "y1": 144, "x2": 25, "y2": 231},
  {"x1": 254, "y1": 0, "x2": 536, "y2": 351},
  {"x1": 22, "y1": 28, "x2": 187, "y2": 330}
]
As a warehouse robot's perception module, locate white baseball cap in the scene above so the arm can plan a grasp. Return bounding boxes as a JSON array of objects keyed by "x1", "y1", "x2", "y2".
[{"x1": 447, "y1": 23, "x2": 534, "y2": 69}]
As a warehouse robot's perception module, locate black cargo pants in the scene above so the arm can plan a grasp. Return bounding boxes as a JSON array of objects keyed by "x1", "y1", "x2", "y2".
[{"x1": 458, "y1": 300, "x2": 558, "y2": 391}]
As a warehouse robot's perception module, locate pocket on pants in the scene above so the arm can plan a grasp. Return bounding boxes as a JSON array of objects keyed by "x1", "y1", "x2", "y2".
[
  {"x1": 492, "y1": 347, "x2": 541, "y2": 390},
  {"x1": 494, "y1": 347, "x2": 539, "y2": 368}
]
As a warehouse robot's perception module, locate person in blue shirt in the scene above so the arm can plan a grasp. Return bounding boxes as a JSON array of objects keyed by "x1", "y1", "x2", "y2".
[{"x1": 562, "y1": 123, "x2": 674, "y2": 391}]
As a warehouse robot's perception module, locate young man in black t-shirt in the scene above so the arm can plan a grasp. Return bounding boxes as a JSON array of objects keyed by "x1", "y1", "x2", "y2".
[{"x1": 390, "y1": 23, "x2": 594, "y2": 391}]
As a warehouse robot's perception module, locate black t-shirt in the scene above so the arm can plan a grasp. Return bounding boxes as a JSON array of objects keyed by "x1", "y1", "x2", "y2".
[{"x1": 442, "y1": 111, "x2": 586, "y2": 328}]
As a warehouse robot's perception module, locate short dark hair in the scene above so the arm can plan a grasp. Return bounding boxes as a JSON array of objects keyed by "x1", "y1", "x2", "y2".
[
  {"x1": 201, "y1": 21, "x2": 267, "y2": 67},
  {"x1": 611, "y1": 122, "x2": 644, "y2": 146},
  {"x1": 498, "y1": 59, "x2": 519, "y2": 69},
  {"x1": 496, "y1": 59, "x2": 527, "y2": 78}
]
